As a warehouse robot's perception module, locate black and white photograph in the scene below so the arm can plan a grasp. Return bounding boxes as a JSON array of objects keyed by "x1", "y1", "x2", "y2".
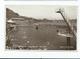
[{"x1": 6, "y1": 5, "x2": 77, "y2": 50}]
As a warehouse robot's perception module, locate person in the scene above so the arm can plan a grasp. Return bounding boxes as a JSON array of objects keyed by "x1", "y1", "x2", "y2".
[
  {"x1": 36, "y1": 25, "x2": 38, "y2": 30},
  {"x1": 57, "y1": 30, "x2": 59, "y2": 33}
]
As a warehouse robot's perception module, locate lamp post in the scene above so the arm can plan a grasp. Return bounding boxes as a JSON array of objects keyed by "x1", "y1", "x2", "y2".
[{"x1": 56, "y1": 9, "x2": 76, "y2": 49}]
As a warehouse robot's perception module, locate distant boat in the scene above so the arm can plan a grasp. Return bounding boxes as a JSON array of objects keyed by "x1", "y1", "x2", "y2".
[
  {"x1": 7, "y1": 19, "x2": 15, "y2": 23},
  {"x1": 57, "y1": 32, "x2": 73, "y2": 37}
]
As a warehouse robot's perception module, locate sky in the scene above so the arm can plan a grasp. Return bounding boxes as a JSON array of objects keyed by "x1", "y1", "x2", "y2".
[{"x1": 6, "y1": 5, "x2": 77, "y2": 20}]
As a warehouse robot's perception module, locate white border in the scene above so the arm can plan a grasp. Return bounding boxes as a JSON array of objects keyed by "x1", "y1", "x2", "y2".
[{"x1": 0, "y1": 0, "x2": 80, "y2": 58}]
